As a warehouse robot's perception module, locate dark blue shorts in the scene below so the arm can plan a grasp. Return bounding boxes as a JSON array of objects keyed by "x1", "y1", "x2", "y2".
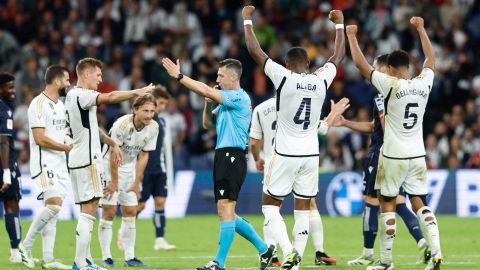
[
  {"x1": 139, "y1": 172, "x2": 168, "y2": 202},
  {"x1": 363, "y1": 148, "x2": 380, "y2": 198},
  {"x1": 0, "y1": 170, "x2": 22, "y2": 202},
  {"x1": 363, "y1": 147, "x2": 407, "y2": 198}
]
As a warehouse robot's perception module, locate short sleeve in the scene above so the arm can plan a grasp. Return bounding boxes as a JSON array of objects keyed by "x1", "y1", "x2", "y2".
[
  {"x1": 28, "y1": 101, "x2": 46, "y2": 129},
  {"x1": 143, "y1": 128, "x2": 158, "y2": 152},
  {"x1": 415, "y1": 68, "x2": 434, "y2": 91},
  {"x1": 249, "y1": 108, "x2": 263, "y2": 140},
  {"x1": 264, "y1": 58, "x2": 289, "y2": 88},
  {"x1": 78, "y1": 90, "x2": 99, "y2": 109},
  {"x1": 371, "y1": 71, "x2": 398, "y2": 96},
  {"x1": 109, "y1": 123, "x2": 125, "y2": 146},
  {"x1": 0, "y1": 110, "x2": 13, "y2": 136},
  {"x1": 314, "y1": 62, "x2": 337, "y2": 89},
  {"x1": 220, "y1": 91, "x2": 243, "y2": 109}
]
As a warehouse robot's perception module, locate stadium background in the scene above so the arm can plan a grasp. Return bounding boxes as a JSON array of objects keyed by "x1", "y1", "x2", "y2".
[
  {"x1": 0, "y1": 1, "x2": 480, "y2": 269},
  {"x1": 0, "y1": 0, "x2": 479, "y2": 218}
]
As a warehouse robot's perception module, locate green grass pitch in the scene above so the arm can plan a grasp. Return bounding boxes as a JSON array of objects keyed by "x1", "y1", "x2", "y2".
[{"x1": 0, "y1": 215, "x2": 478, "y2": 269}]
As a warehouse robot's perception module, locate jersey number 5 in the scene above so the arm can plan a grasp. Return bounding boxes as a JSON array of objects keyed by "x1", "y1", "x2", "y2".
[
  {"x1": 293, "y1": 98, "x2": 311, "y2": 130},
  {"x1": 403, "y1": 103, "x2": 418, "y2": 129}
]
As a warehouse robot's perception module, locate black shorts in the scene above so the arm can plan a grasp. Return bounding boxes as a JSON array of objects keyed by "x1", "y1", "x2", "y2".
[
  {"x1": 0, "y1": 170, "x2": 22, "y2": 202},
  {"x1": 139, "y1": 172, "x2": 168, "y2": 202},
  {"x1": 213, "y1": 148, "x2": 247, "y2": 202},
  {"x1": 363, "y1": 147, "x2": 381, "y2": 198}
]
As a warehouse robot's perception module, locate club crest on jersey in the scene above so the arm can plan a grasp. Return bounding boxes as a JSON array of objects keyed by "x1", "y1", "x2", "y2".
[{"x1": 297, "y1": 83, "x2": 316, "y2": 91}]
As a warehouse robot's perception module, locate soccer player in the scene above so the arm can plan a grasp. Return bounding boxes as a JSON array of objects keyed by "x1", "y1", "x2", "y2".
[
  {"x1": 19, "y1": 65, "x2": 72, "y2": 270},
  {"x1": 249, "y1": 97, "x2": 349, "y2": 266},
  {"x1": 64, "y1": 57, "x2": 153, "y2": 270},
  {"x1": 331, "y1": 55, "x2": 431, "y2": 267},
  {"x1": 0, "y1": 72, "x2": 23, "y2": 264},
  {"x1": 347, "y1": 17, "x2": 442, "y2": 270},
  {"x1": 162, "y1": 57, "x2": 275, "y2": 270},
  {"x1": 98, "y1": 94, "x2": 159, "y2": 268},
  {"x1": 136, "y1": 86, "x2": 176, "y2": 251},
  {"x1": 243, "y1": 5, "x2": 345, "y2": 269}
]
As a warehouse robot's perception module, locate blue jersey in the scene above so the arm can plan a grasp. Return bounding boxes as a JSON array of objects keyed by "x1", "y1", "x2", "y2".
[
  {"x1": 215, "y1": 89, "x2": 252, "y2": 149},
  {"x1": 369, "y1": 93, "x2": 384, "y2": 154},
  {"x1": 0, "y1": 100, "x2": 19, "y2": 174},
  {"x1": 145, "y1": 116, "x2": 166, "y2": 174}
]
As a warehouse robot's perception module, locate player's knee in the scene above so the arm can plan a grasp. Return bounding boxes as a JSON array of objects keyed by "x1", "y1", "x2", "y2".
[{"x1": 380, "y1": 194, "x2": 396, "y2": 202}]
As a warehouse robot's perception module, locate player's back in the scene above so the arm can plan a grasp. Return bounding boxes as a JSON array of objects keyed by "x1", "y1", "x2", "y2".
[
  {"x1": 28, "y1": 93, "x2": 68, "y2": 177},
  {"x1": 250, "y1": 98, "x2": 276, "y2": 159},
  {"x1": 371, "y1": 69, "x2": 434, "y2": 158},
  {"x1": 64, "y1": 87, "x2": 101, "y2": 169},
  {"x1": 264, "y1": 59, "x2": 336, "y2": 156}
]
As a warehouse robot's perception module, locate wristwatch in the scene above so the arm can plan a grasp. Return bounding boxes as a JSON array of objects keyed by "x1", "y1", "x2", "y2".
[{"x1": 176, "y1": 73, "x2": 184, "y2": 81}]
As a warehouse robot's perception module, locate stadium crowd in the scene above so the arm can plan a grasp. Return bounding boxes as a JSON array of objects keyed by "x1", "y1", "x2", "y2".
[{"x1": 1, "y1": 0, "x2": 480, "y2": 173}]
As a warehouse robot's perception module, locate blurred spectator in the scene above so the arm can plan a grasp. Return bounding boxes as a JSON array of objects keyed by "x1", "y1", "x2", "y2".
[{"x1": 123, "y1": 0, "x2": 148, "y2": 45}]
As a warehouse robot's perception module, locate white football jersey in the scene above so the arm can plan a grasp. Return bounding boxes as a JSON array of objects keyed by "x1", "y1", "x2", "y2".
[
  {"x1": 371, "y1": 68, "x2": 434, "y2": 158},
  {"x1": 64, "y1": 87, "x2": 101, "y2": 168},
  {"x1": 264, "y1": 59, "x2": 336, "y2": 156},
  {"x1": 250, "y1": 98, "x2": 276, "y2": 160},
  {"x1": 102, "y1": 114, "x2": 158, "y2": 172},
  {"x1": 28, "y1": 93, "x2": 68, "y2": 177}
]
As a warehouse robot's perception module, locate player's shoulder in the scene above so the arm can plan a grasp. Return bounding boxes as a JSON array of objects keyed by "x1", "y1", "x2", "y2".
[
  {"x1": 148, "y1": 119, "x2": 159, "y2": 130},
  {"x1": 115, "y1": 114, "x2": 133, "y2": 130},
  {"x1": 30, "y1": 94, "x2": 48, "y2": 110}
]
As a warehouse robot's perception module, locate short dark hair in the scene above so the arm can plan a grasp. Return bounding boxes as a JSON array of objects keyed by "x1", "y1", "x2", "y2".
[
  {"x1": 152, "y1": 85, "x2": 171, "y2": 100},
  {"x1": 0, "y1": 72, "x2": 14, "y2": 86},
  {"x1": 132, "y1": 94, "x2": 156, "y2": 109},
  {"x1": 45, "y1": 65, "x2": 69, "y2": 84},
  {"x1": 375, "y1": 54, "x2": 389, "y2": 67},
  {"x1": 219, "y1": 58, "x2": 242, "y2": 79},
  {"x1": 387, "y1": 50, "x2": 409, "y2": 68},
  {"x1": 76, "y1": 57, "x2": 103, "y2": 76},
  {"x1": 285, "y1": 47, "x2": 308, "y2": 66}
]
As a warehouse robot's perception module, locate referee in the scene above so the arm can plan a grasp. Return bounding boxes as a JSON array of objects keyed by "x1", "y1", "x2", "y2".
[{"x1": 162, "y1": 58, "x2": 275, "y2": 270}]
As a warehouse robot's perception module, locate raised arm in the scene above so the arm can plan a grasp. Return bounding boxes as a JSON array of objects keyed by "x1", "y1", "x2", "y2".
[
  {"x1": 242, "y1": 6, "x2": 269, "y2": 67},
  {"x1": 325, "y1": 10, "x2": 346, "y2": 67},
  {"x1": 410, "y1": 17, "x2": 435, "y2": 70},
  {"x1": 161, "y1": 58, "x2": 222, "y2": 104},
  {"x1": 97, "y1": 84, "x2": 155, "y2": 105},
  {"x1": 346, "y1": 25, "x2": 375, "y2": 80},
  {"x1": 202, "y1": 98, "x2": 215, "y2": 129}
]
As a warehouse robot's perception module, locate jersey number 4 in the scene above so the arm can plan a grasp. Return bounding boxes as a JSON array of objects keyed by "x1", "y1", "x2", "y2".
[
  {"x1": 403, "y1": 103, "x2": 418, "y2": 129},
  {"x1": 293, "y1": 98, "x2": 311, "y2": 130}
]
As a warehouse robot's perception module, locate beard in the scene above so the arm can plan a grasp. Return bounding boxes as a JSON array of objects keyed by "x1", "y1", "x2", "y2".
[{"x1": 59, "y1": 85, "x2": 73, "y2": 96}]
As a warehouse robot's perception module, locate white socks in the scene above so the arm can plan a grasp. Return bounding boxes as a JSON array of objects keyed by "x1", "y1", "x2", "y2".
[
  {"x1": 23, "y1": 205, "x2": 60, "y2": 252},
  {"x1": 75, "y1": 213, "x2": 95, "y2": 268},
  {"x1": 379, "y1": 212, "x2": 396, "y2": 265},
  {"x1": 121, "y1": 217, "x2": 136, "y2": 260},
  {"x1": 309, "y1": 210, "x2": 324, "y2": 252},
  {"x1": 41, "y1": 215, "x2": 57, "y2": 263},
  {"x1": 98, "y1": 219, "x2": 113, "y2": 260},
  {"x1": 417, "y1": 206, "x2": 441, "y2": 256},
  {"x1": 262, "y1": 205, "x2": 293, "y2": 255},
  {"x1": 292, "y1": 210, "x2": 310, "y2": 257}
]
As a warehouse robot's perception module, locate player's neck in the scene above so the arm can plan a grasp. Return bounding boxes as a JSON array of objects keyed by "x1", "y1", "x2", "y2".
[
  {"x1": 133, "y1": 115, "x2": 146, "y2": 131},
  {"x1": 76, "y1": 80, "x2": 93, "y2": 90},
  {"x1": 43, "y1": 86, "x2": 59, "y2": 102},
  {"x1": 390, "y1": 68, "x2": 410, "y2": 80}
]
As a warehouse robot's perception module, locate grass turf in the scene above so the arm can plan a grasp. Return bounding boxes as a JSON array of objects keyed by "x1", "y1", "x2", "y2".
[{"x1": 0, "y1": 215, "x2": 478, "y2": 269}]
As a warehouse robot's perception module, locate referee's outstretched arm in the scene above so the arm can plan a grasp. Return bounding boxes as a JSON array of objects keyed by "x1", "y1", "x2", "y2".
[{"x1": 161, "y1": 58, "x2": 223, "y2": 104}]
